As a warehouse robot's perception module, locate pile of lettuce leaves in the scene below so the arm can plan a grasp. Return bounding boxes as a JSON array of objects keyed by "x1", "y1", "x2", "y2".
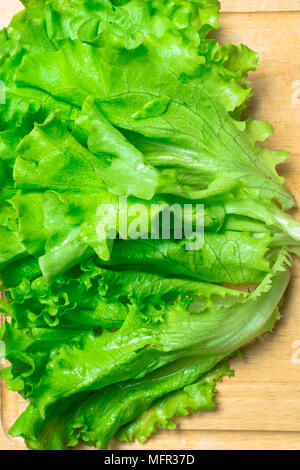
[{"x1": 0, "y1": 0, "x2": 300, "y2": 450}]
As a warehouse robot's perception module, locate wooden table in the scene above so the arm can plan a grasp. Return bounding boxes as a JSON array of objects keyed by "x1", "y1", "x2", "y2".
[{"x1": 1, "y1": 0, "x2": 300, "y2": 451}]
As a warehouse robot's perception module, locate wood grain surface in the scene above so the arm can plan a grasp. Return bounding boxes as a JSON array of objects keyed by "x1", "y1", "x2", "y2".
[
  {"x1": 221, "y1": 0, "x2": 300, "y2": 12},
  {"x1": 1, "y1": 1, "x2": 300, "y2": 451}
]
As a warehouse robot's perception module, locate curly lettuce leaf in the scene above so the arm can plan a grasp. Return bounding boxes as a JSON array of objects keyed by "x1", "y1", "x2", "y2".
[
  {"x1": 116, "y1": 359, "x2": 234, "y2": 444},
  {"x1": 0, "y1": 322, "x2": 88, "y2": 395},
  {"x1": 105, "y1": 232, "x2": 271, "y2": 284},
  {"x1": 9, "y1": 355, "x2": 229, "y2": 450},
  {"x1": 0, "y1": 0, "x2": 299, "y2": 452},
  {"x1": 4, "y1": 258, "x2": 246, "y2": 330},
  {"x1": 8, "y1": 0, "x2": 291, "y2": 208},
  {"x1": 6, "y1": 249, "x2": 290, "y2": 449},
  {"x1": 13, "y1": 250, "x2": 289, "y2": 417}
]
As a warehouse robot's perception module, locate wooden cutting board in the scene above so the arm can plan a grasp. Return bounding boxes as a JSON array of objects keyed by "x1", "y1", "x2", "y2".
[{"x1": 1, "y1": 0, "x2": 300, "y2": 451}]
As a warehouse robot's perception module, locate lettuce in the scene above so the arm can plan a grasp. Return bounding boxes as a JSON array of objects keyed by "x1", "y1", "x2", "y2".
[
  {"x1": 116, "y1": 359, "x2": 235, "y2": 444},
  {"x1": 104, "y1": 233, "x2": 271, "y2": 283},
  {"x1": 0, "y1": 0, "x2": 299, "y2": 450}
]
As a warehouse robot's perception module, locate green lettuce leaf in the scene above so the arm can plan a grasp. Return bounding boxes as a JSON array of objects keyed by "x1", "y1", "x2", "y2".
[
  {"x1": 6, "y1": 249, "x2": 290, "y2": 449},
  {"x1": 116, "y1": 359, "x2": 234, "y2": 444},
  {"x1": 0, "y1": 0, "x2": 299, "y2": 451},
  {"x1": 10, "y1": 0, "x2": 292, "y2": 207},
  {"x1": 105, "y1": 232, "x2": 271, "y2": 284},
  {"x1": 4, "y1": 257, "x2": 246, "y2": 330},
  {"x1": 15, "y1": 250, "x2": 290, "y2": 417}
]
